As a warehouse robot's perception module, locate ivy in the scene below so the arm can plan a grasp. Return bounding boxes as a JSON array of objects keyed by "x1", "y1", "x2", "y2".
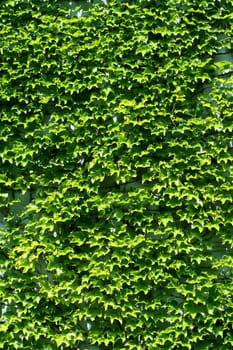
[{"x1": 0, "y1": 0, "x2": 233, "y2": 349}]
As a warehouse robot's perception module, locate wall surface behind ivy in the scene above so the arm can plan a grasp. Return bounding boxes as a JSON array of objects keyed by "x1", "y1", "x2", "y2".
[{"x1": 0, "y1": 0, "x2": 233, "y2": 349}]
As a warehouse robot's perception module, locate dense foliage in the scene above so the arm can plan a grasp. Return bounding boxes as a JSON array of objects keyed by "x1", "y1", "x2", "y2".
[{"x1": 0, "y1": 0, "x2": 233, "y2": 349}]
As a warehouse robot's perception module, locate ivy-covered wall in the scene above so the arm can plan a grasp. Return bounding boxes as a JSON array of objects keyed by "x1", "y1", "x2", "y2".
[{"x1": 0, "y1": 0, "x2": 233, "y2": 349}]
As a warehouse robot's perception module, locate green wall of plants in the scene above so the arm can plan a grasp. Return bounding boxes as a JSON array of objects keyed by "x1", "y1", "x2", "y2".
[{"x1": 0, "y1": 0, "x2": 233, "y2": 349}]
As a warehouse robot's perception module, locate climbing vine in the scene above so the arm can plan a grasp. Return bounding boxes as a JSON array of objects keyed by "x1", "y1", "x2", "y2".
[{"x1": 0, "y1": 0, "x2": 233, "y2": 349}]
